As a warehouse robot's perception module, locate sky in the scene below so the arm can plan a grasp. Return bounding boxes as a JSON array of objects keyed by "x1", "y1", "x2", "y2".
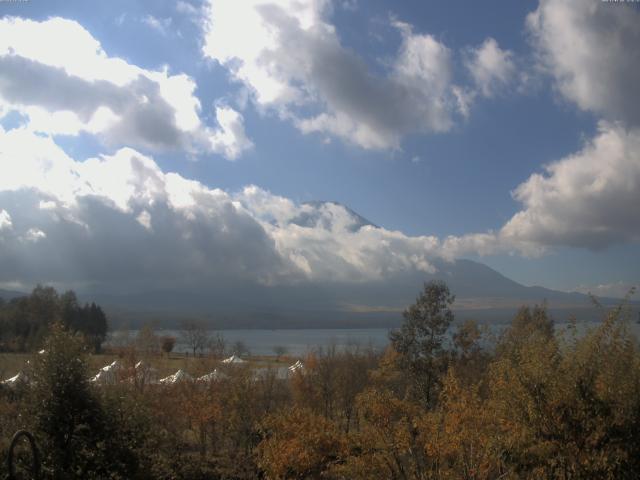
[{"x1": 0, "y1": 0, "x2": 638, "y2": 299}]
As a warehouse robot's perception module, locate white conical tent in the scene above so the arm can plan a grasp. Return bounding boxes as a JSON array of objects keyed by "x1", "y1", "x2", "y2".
[
  {"x1": 2, "y1": 371, "x2": 29, "y2": 387},
  {"x1": 288, "y1": 360, "x2": 304, "y2": 373},
  {"x1": 104, "y1": 360, "x2": 122, "y2": 371},
  {"x1": 222, "y1": 354, "x2": 245, "y2": 364},
  {"x1": 135, "y1": 360, "x2": 159, "y2": 383},
  {"x1": 159, "y1": 369, "x2": 193, "y2": 384},
  {"x1": 196, "y1": 370, "x2": 220, "y2": 383},
  {"x1": 91, "y1": 359, "x2": 122, "y2": 384},
  {"x1": 91, "y1": 369, "x2": 115, "y2": 384}
]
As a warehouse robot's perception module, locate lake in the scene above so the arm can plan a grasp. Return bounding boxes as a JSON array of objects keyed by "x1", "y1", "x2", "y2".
[
  {"x1": 109, "y1": 320, "x2": 640, "y2": 357},
  {"x1": 109, "y1": 328, "x2": 391, "y2": 356}
]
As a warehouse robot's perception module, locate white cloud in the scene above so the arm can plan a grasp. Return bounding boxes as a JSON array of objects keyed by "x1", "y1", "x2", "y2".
[
  {"x1": 177, "y1": 1, "x2": 199, "y2": 16},
  {"x1": 23, "y1": 228, "x2": 46, "y2": 243},
  {"x1": 0, "y1": 210, "x2": 12, "y2": 230},
  {"x1": 0, "y1": 128, "x2": 449, "y2": 289},
  {"x1": 0, "y1": 130, "x2": 288, "y2": 287},
  {"x1": 415, "y1": 120, "x2": 640, "y2": 258},
  {"x1": 136, "y1": 210, "x2": 153, "y2": 230},
  {"x1": 202, "y1": 1, "x2": 458, "y2": 149},
  {"x1": 572, "y1": 281, "x2": 638, "y2": 300},
  {"x1": 114, "y1": 13, "x2": 127, "y2": 27},
  {"x1": 373, "y1": 121, "x2": 640, "y2": 258},
  {"x1": 457, "y1": 0, "x2": 637, "y2": 254},
  {"x1": 500, "y1": 122, "x2": 640, "y2": 249},
  {"x1": 1, "y1": 124, "x2": 638, "y2": 290},
  {"x1": 236, "y1": 188, "x2": 441, "y2": 281},
  {"x1": 464, "y1": 37, "x2": 515, "y2": 98},
  {"x1": 451, "y1": 85, "x2": 474, "y2": 119},
  {"x1": 142, "y1": 15, "x2": 173, "y2": 35},
  {"x1": 527, "y1": 0, "x2": 640, "y2": 126},
  {"x1": 0, "y1": 17, "x2": 252, "y2": 159},
  {"x1": 209, "y1": 106, "x2": 254, "y2": 160}
]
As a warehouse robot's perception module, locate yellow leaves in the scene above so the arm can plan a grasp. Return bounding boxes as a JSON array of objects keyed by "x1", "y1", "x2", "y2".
[
  {"x1": 256, "y1": 407, "x2": 347, "y2": 479},
  {"x1": 183, "y1": 385, "x2": 223, "y2": 425},
  {"x1": 339, "y1": 388, "x2": 428, "y2": 479},
  {"x1": 420, "y1": 369, "x2": 503, "y2": 480},
  {"x1": 482, "y1": 305, "x2": 640, "y2": 478}
]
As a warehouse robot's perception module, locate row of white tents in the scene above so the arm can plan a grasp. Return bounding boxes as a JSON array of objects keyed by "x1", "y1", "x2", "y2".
[
  {"x1": 89, "y1": 355, "x2": 303, "y2": 385},
  {"x1": 2, "y1": 355, "x2": 304, "y2": 388}
]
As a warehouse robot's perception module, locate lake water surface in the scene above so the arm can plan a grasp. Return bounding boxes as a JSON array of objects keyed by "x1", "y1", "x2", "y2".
[{"x1": 110, "y1": 320, "x2": 640, "y2": 357}]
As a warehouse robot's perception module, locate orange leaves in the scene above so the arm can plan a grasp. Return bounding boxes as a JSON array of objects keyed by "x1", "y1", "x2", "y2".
[
  {"x1": 256, "y1": 408, "x2": 347, "y2": 479},
  {"x1": 421, "y1": 369, "x2": 503, "y2": 480}
]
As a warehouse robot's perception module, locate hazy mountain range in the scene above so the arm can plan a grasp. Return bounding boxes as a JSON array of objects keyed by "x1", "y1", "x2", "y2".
[{"x1": 89, "y1": 258, "x2": 636, "y2": 329}]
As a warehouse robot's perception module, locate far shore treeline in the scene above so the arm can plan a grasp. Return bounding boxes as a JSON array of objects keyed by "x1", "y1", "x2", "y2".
[{"x1": 0, "y1": 285, "x2": 108, "y2": 353}]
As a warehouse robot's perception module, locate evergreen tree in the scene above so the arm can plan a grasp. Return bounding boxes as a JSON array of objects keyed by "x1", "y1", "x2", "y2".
[
  {"x1": 389, "y1": 280, "x2": 455, "y2": 407},
  {"x1": 30, "y1": 324, "x2": 137, "y2": 479}
]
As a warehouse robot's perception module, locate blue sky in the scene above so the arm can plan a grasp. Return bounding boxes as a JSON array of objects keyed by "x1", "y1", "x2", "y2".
[{"x1": 0, "y1": 0, "x2": 638, "y2": 299}]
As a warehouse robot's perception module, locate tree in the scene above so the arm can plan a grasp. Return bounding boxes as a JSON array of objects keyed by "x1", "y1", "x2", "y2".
[
  {"x1": 273, "y1": 345, "x2": 287, "y2": 360},
  {"x1": 0, "y1": 286, "x2": 108, "y2": 353},
  {"x1": 496, "y1": 304, "x2": 554, "y2": 359},
  {"x1": 30, "y1": 323, "x2": 137, "y2": 479},
  {"x1": 60, "y1": 292, "x2": 108, "y2": 353},
  {"x1": 231, "y1": 340, "x2": 249, "y2": 357},
  {"x1": 488, "y1": 303, "x2": 640, "y2": 478},
  {"x1": 160, "y1": 335, "x2": 176, "y2": 356},
  {"x1": 335, "y1": 388, "x2": 424, "y2": 480},
  {"x1": 451, "y1": 319, "x2": 490, "y2": 385},
  {"x1": 136, "y1": 324, "x2": 160, "y2": 356},
  {"x1": 256, "y1": 408, "x2": 346, "y2": 479},
  {"x1": 452, "y1": 319, "x2": 482, "y2": 357},
  {"x1": 84, "y1": 302, "x2": 108, "y2": 353},
  {"x1": 180, "y1": 319, "x2": 210, "y2": 357},
  {"x1": 389, "y1": 280, "x2": 455, "y2": 407},
  {"x1": 421, "y1": 369, "x2": 504, "y2": 479},
  {"x1": 209, "y1": 332, "x2": 226, "y2": 358}
]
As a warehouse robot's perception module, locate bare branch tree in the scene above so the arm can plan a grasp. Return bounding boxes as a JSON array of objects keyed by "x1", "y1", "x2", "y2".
[{"x1": 180, "y1": 319, "x2": 211, "y2": 357}]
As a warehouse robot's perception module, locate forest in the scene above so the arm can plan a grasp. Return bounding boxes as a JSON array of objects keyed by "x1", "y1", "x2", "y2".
[
  {"x1": 0, "y1": 286, "x2": 108, "y2": 354},
  {"x1": 1, "y1": 281, "x2": 639, "y2": 479}
]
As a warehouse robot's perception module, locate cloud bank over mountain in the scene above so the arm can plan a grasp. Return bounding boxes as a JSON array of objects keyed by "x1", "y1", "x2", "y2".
[{"x1": 0, "y1": 127, "x2": 450, "y2": 291}]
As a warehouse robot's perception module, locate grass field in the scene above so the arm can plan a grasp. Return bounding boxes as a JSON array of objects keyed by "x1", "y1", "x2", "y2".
[{"x1": 0, "y1": 351, "x2": 294, "y2": 382}]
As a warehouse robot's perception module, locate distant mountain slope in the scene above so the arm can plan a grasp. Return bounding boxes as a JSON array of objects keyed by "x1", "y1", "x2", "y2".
[
  {"x1": 86, "y1": 255, "x2": 635, "y2": 329},
  {"x1": 0, "y1": 289, "x2": 25, "y2": 301},
  {"x1": 430, "y1": 259, "x2": 589, "y2": 303}
]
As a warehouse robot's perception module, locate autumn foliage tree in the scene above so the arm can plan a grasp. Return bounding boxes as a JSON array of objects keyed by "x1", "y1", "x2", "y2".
[{"x1": 256, "y1": 408, "x2": 347, "y2": 479}]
